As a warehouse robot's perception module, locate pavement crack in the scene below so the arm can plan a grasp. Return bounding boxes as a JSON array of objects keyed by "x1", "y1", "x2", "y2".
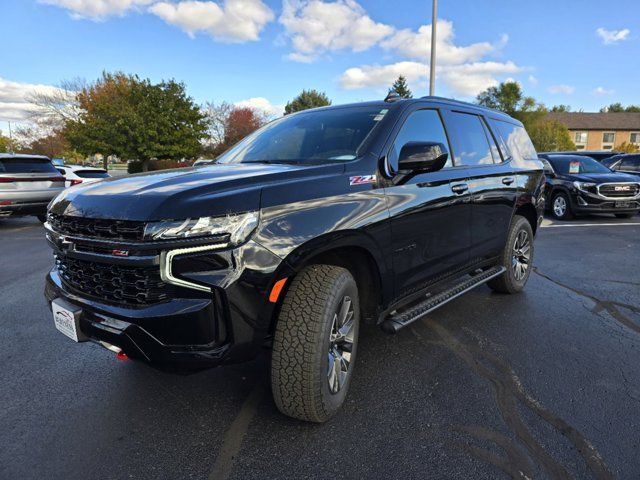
[
  {"x1": 208, "y1": 382, "x2": 265, "y2": 480},
  {"x1": 413, "y1": 321, "x2": 614, "y2": 480},
  {"x1": 533, "y1": 267, "x2": 640, "y2": 335}
]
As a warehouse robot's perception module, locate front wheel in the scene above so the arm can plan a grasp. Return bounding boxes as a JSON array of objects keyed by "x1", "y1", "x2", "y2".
[
  {"x1": 271, "y1": 265, "x2": 359, "y2": 423},
  {"x1": 488, "y1": 215, "x2": 534, "y2": 294},
  {"x1": 550, "y1": 192, "x2": 573, "y2": 220}
]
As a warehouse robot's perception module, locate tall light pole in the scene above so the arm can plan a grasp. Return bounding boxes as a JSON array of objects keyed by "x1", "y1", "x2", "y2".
[{"x1": 429, "y1": 0, "x2": 438, "y2": 96}]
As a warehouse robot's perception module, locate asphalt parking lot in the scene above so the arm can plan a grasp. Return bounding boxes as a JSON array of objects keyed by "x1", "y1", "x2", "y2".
[{"x1": 1, "y1": 214, "x2": 639, "y2": 480}]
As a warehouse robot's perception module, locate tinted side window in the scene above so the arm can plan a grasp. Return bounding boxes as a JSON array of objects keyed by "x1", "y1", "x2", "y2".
[
  {"x1": 389, "y1": 109, "x2": 451, "y2": 169},
  {"x1": 621, "y1": 157, "x2": 640, "y2": 172},
  {"x1": 446, "y1": 112, "x2": 494, "y2": 166},
  {"x1": 495, "y1": 121, "x2": 538, "y2": 161}
]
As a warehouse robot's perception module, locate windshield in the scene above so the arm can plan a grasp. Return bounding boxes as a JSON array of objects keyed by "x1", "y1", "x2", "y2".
[
  {"x1": 0, "y1": 157, "x2": 58, "y2": 174},
  {"x1": 216, "y1": 106, "x2": 389, "y2": 165},
  {"x1": 548, "y1": 156, "x2": 612, "y2": 174}
]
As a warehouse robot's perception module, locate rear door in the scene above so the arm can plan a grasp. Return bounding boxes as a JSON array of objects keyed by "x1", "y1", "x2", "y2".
[
  {"x1": 384, "y1": 106, "x2": 471, "y2": 299},
  {"x1": 441, "y1": 111, "x2": 517, "y2": 262}
]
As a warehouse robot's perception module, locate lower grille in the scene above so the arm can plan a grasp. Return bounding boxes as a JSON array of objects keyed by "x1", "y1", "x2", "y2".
[
  {"x1": 598, "y1": 183, "x2": 640, "y2": 198},
  {"x1": 55, "y1": 255, "x2": 169, "y2": 306}
]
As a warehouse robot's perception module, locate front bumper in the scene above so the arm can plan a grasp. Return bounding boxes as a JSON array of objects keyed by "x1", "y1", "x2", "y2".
[
  {"x1": 44, "y1": 225, "x2": 289, "y2": 372},
  {"x1": 570, "y1": 192, "x2": 640, "y2": 214}
]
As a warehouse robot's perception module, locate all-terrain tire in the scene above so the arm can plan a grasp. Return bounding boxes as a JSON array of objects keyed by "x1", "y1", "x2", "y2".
[
  {"x1": 271, "y1": 265, "x2": 359, "y2": 423},
  {"x1": 488, "y1": 215, "x2": 534, "y2": 294}
]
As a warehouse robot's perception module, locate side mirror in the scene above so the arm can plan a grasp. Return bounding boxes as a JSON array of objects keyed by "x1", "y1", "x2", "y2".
[{"x1": 398, "y1": 142, "x2": 449, "y2": 173}]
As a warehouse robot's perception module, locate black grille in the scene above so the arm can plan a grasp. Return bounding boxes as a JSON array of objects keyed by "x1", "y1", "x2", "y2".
[
  {"x1": 48, "y1": 213, "x2": 145, "y2": 241},
  {"x1": 55, "y1": 255, "x2": 169, "y2": 306},
  {"x1": 599, "y1": 184, "x2": 640, "y2": 198}
]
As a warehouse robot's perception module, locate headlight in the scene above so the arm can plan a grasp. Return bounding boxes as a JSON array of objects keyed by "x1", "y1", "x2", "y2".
[
  {"x1": 573, "y1": 181, "x2": 596, "y2": 192},
  {"x1": 144, "y1": 211, "x2": 259, "y2": 244}
]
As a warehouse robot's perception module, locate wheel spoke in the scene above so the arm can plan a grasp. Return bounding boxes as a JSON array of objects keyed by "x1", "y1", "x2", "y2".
[{"x1": 337, "y1": 297, "x2": 351, "y2": 327}]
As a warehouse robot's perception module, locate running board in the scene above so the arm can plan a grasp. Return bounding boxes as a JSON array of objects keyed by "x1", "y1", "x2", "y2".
[{"x1": 381, "y1": 266, "x2": 506, "y2": 334}]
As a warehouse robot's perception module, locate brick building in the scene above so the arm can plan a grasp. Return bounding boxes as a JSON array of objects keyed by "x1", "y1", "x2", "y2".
[{"x1": 547, "y1": 112, "x2": 640, "y2": 151}]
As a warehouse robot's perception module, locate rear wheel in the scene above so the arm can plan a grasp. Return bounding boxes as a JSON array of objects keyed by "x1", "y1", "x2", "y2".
[
  {"x1": 615, "y1": 213, "x2": 636, "y2": 219},
  {"x1": 551, "y1": 191, "x2": 573, "y2": 220},
  {"x1": 271, "y1": 265, "x2": 359, "y2": 423},
  {"x1": 488, "y1": 215, "x2": 534, "y2": 294}
]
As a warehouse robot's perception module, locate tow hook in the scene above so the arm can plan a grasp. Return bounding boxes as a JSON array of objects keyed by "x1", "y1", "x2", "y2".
[{"x1": 99, "y1": 341, "x2": 129, "y2": 361}]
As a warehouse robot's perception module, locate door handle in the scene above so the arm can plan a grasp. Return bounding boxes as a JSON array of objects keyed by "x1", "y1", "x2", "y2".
[
  {"x1": 502, "y1": 177, "x2": 515, "y2": 185},
  {"x1": 451, "y1": 183, "x2": 468, "y2": 194}
]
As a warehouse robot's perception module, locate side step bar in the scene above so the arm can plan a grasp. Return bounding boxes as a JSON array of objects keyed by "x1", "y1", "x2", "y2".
[{"x1": 381, "y1": 266, "x2": 506, "y2": 334}]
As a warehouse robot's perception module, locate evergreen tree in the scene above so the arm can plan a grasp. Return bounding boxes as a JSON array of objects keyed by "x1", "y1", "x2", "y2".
[
  {"x1": 284, "y1": 90, "x2": 331, "y2": 114},
  {"x1": 391, "y1": 76, "x2": 412, "y2": 98}
]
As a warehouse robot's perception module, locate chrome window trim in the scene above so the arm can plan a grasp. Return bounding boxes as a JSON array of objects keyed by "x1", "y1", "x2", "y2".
[{"x1": 160, "y1": 243, "x2": 229, "y2": 292}]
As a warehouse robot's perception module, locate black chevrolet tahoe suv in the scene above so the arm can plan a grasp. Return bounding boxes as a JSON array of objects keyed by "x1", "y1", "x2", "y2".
[
  {"x1": 45, "y1": 97, "x2": 545, "y2": 422},
  {"x1": 541, "y1": 154, "x2": 640, "y2": 220}
]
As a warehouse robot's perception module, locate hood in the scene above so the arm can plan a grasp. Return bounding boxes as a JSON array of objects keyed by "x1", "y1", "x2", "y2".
[
  {"x1": 50, "y1": 162, "x2": 344, "y2": 221},
  {"x1": 565, "y1": 172, "x2": 640, "y2": 184}
]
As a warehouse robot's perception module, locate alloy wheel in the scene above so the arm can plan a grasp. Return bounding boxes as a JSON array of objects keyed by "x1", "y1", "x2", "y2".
[
  {"x1": 512, "y1": 230, "x2": 531, "y2": 282},
  {"x1": 553, "y1": 196, "x2": 567, "y2": 218},
  {"x1": 327, "y1": 295, "x2": 355, "y2": 394}
]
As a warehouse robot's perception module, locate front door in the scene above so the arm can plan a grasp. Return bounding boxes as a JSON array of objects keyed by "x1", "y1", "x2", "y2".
[{"x1": 384, "y1": 108, "x2": 471, "y2": 299}]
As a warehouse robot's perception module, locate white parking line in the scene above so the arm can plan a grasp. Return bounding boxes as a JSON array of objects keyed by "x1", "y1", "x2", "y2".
[{"x1": 541, "y1": 222, "x2": 640, "y2": 228}]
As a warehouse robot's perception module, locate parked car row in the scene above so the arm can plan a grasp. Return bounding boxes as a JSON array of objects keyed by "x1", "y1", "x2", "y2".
[
  {"x1": 0, "y1": 154, "x2": 111, "y2": 222},
  {"x1": 538, "y1": 152, "x2": 640, "y2": 220}
]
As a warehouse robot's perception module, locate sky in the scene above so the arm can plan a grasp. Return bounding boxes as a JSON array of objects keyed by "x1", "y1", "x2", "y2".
[{"x1": 1, "y1": 0, "x2": 638, "y2": 133}]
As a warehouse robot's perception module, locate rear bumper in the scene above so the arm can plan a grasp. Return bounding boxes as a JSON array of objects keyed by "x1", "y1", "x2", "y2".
[{"x1": 0, "y1": 201, "x2": 50, "y2": 216}]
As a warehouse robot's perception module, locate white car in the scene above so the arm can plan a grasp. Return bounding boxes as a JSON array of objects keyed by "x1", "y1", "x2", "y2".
[{"x1": 55, "y1": 165, "x2": 111, "y2": 188}]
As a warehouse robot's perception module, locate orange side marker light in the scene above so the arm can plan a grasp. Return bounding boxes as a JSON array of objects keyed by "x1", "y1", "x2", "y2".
[{"x1": 269, "y1": 278, "x2": 288, "y2": 303}]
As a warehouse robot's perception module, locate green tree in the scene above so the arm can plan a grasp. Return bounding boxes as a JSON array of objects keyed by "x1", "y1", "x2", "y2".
[
  {"x1": 284, "y1": 89, "x2": 331, "y2": 115},
  {"x1": 476, "y1": 81, "x2": 538, "y2": 118},
  {"x1": 550, "y1": 104, "x2": 572, "y2": 112},
  {"x1": 0, "y1": 133, "x2": 12, "y2": 153},
  {"x1": 390, "y1": 75, "x2": 412, "y2": 98},
  {"x1": 614, "y1": 141, "x2": 640, "y2": 153},
  {"x1": 526, "y1": 120, "x2": 576, "y2": 152},
  {"x1": 600, "y1": 103, "x2": 640, "y2": 113},
  {"x1": 65, "y1": 72, "x2": 207, "y2": 171}
]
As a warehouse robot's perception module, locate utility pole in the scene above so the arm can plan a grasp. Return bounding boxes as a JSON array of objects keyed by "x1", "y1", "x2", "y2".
[
  {"x1": 8, "y1": 121, "x2": 14, "y2": 153},
  {"x1": 429, "y1": 0, "x2": 438, "y2": 96}
]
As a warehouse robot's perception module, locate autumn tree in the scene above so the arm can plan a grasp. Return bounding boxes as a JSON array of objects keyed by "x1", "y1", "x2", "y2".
[
  {"x1": 65, "y1": 72, "x2": 207, "y2": 171},
  {"x1": 224, "y1": 107, "x2": 265, "y2": 147},
  {"x1": 391, "y1": 75, "x2": 413, "y2": 98},
  {"x1": 285, "y1": 89, "x2": 331, "y2": 114},
  {"x1": 525, "y1": 121, "x2": 576, "y2": 152}
]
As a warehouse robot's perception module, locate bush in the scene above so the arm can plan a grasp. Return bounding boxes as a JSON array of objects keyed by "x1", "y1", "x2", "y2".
[{"x1": 127, "y1": 159, "x2": 192, "y2": 174}]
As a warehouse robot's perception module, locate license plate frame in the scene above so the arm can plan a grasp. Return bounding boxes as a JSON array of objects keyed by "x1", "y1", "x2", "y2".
[
  {"x1": 615, "y1": 201, "x2": 632, "y2": 209},
  {"x1": 52, "y1": 299, "x2": 87, "y2": 342}
]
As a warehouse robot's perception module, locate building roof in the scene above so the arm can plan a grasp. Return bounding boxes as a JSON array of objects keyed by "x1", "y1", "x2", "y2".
[{"x1": 547, "y1": 112, "x2": 640, "y2": 131}]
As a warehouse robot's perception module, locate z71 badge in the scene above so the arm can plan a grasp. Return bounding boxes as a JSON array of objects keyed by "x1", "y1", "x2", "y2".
[{"x1": 349, "y1": 175, "x2": 377, "y2": 186}]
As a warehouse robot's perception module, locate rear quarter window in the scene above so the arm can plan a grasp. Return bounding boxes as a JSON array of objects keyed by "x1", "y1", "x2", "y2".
[
  {"x1": 493, "y1": 121, "x2": 538, "y2": 162},
  {"x1": 0, "y1": 157, "x2": 58, "y2": 174}
]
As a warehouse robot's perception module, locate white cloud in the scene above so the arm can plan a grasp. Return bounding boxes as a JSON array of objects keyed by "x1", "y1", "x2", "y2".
[
  {"x1": 40, "y1": 0, "x2": 155, "y2": 20},
  {"x1": 548, "y1": 84, "x2": 575, "y2": 95},
  {"x1": 381, "y1": 21, "x2": 507, "y2": 65},
  {"x1": 0, "y1": 77, "x2": 70, "y2": 123},
  {"x1": 593, "y1": 86, "x2": 614, "y2": 96},
  {"x1": 235, "y1": 97, "x2": 284, "y2": 118},
  {"x1": 528, "y1": 75, "x2": 538, "y2": 85},
  {"x1": 280, "y1": 0, "x2": 394, "y2": 62},
  {"x1": 150, "y1": 0, "x2": 274, "y2": 43},
  {"x1": 596, "y1": 27, "x2": 630, "y2": 45},
  {"x1": 340, "y1": 61, "x2": 521, "y2": 97}
]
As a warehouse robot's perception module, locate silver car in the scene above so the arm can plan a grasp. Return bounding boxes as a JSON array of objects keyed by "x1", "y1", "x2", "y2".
[{"x1": 0, "y1": 154, "x2": 66, "y2": 222}]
